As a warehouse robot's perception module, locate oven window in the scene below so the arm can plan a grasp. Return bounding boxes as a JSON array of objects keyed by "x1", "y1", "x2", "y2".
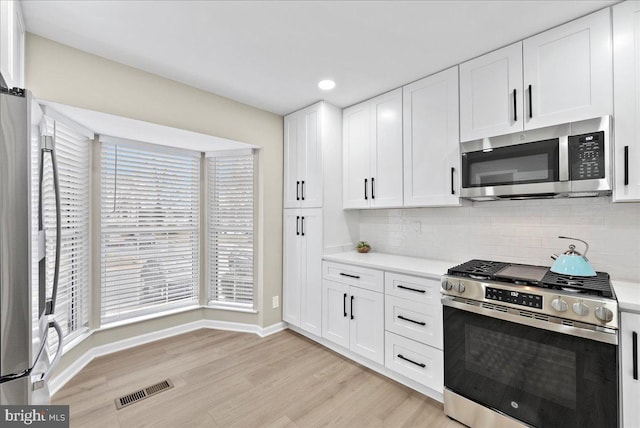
[
  {"x1": 462, "y1": 139, "x2": 559, "y2": 187},
  {"x1": 466, "y1": 325, "x2": 576, "y2": 409},
  {"x1": 444, "y1": 306, "x2": 617, "y2": 428}
]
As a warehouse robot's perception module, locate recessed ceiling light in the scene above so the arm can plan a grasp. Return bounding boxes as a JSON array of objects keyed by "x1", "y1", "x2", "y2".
[{"x1": 318, "y1": 80, "x2": 336, "y2": 91}]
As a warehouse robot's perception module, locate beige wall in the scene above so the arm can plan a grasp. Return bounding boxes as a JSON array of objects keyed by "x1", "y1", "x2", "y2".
[{"x1": 26, "y1": 34, "x2": 283, "y2": 348}]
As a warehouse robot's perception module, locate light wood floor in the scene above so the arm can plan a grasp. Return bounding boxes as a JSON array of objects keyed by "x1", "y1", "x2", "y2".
[{"x1": 53, "y1": 329, "x2": 462, "y2": 428}]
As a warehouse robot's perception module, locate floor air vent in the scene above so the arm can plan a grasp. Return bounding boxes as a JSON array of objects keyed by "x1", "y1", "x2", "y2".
[{"x1": 115, "y1": 379, "x2": 174, "y2": 410}]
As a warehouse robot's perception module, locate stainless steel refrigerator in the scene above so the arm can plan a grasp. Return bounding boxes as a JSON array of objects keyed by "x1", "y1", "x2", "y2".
[{"x1": 0, "y1": 85, "x2": 63, "y2": 405}]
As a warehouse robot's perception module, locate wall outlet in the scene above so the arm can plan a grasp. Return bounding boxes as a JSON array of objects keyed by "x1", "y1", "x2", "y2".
[{"x1": 272, "y1": 296, "x2": 279, "y2": 309}]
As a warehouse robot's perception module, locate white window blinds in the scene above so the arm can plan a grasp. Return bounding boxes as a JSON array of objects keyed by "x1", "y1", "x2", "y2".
[
  {"x1": 100, "y1": 140, "x2": 200, "y2": 323},
  {"x1": 207, "y1": 152, "x2": 255, "y2": 308},
  {"x1": 41, "y1": 118, "x2": 91, "y2": 348}
]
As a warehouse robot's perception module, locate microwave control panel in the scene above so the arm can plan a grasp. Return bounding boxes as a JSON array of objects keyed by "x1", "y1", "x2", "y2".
[
  {"x1": 568, "y1": 131, "x2": 605, "y2": 181},
  {"x1": 485, "y1": 287, "x2": 543, "y2": 309}
]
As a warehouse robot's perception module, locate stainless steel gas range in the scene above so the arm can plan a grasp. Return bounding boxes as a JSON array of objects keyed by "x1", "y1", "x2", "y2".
[{"x1": 441, "y1": 260, "x2": 618, "y2": 428}]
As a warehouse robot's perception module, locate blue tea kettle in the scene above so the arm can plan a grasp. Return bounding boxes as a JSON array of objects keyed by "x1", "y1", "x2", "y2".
[{"x1": 550, "y1": 236, "x2": 597, "y2": 277}]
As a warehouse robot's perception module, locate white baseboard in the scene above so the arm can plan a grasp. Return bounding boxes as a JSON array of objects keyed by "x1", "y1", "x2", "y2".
[{"x1": 50, "y1": 320, "x2": 289, "y2": 397}]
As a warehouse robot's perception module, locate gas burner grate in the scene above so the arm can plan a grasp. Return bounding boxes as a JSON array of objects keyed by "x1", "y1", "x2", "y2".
[
  {"x1": 447, "y1": 259, "x2": 509, "y2": 279},
  {"x1": 541, "y1": 271, "x2": 613, "y2": 298}
]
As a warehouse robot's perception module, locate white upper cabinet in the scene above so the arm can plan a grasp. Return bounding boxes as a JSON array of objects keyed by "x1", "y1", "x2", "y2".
[
  {"x1": 613, "y1": 0, "x2": 640, "y2": 202},
  {"x1": 343, "y1": 103, "x2": 371, "y2": 209},
  {"x1": 283, "y1": 103, "x2": 323, "y2": 208},
  {"x1": 403, "y1": 66, "x2": 460, "y2": 206},
  {"x1": 343, "y1": 88, "x2": 403, "y2": 209},
  {"x1": 0, "y1": 0, "x2": 25, "y2": 89},
  {"x1": 459, "y1": 8, "x2": 612, "y2": 142},
  {"x1": 460, "y1": 42, "x2": 524, "y2": 142},
  {"x1": 523, "y1": 8, "x2": 612, "y2": 129}
]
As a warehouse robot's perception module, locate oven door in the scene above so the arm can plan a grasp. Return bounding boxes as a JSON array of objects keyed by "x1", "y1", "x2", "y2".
[
  {"x1": 443, "y1": 300, "x2": 618, "y2": 428},
  {"x1": 460, "y1": 138, "x2": 569, "y2": 199}
]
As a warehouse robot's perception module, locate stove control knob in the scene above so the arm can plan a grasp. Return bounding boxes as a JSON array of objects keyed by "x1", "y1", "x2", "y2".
[
  {"x1": 595, "y1": 306, "x2": 614, "y2": 323},
  {"x1": 442, "y1": 280, "x2": 453, "y2": 291},
  {"x1": 572, "y1": 302, "x2": 589, "y2": 316},
  {"x1": 551, "y1": 298, "x2": 568, "y2": 312},
  {"x1": 454, "y1": 282, "x2": 465, "y2": 293}
]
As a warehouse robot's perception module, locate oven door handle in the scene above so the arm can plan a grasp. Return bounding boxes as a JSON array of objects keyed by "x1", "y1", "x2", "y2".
[{"x1": 441, "y1": 296, "x2": 618, "y2": 345}]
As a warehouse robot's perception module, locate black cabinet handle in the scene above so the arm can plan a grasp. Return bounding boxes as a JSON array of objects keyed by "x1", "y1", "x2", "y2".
[
  {"x1": 450, "y1": 167, "x2": 455, "y2": 195},
  {"x1": 296, "y1": 216, "x2": 300, "y2": 236},
  {"x1": 364, "y1": 178, "x2": 368, "y2": 200},
  {"x1": 301, "y1": 216, "x2": 305, "y2": 236},
  {"x1": 397, "y1": 315, "x2": 426, "y2": 326},
  {"x1": 296, "y1": 181, "x2": 300, "y2": 201},
  {"x1": 397, "y1": 354, "x2": 426, "y2": 368},
  {"x1": 339, "y1": 272, "x2": 360, "y2": 279},
  {"x1": 633, "y1": 331, "x2": 638, "y2": 380},
  {"x1": 371, "y1": 177, "x2": 375, "y2": 199},
  {"x1": 528, "y1": 84, "x2": 532, "y2": 119},
  {"x1": 350, "y1": 295, "x2": 354, "y2": 320},
  {"x1": 343, "y1": 293, "x2": 347, "y2": 317},
  {"x1": 397, "y1": 284, "x2": 425, "y2": 293},
  {"x1": 624, "y1": 146, "x2": 629, "y2": 186},
  {"x1": 301, "y1": 180, "x2": 305, "y2": 200},
  {"x1": 513, "y1": 89, "x2": 517, "y2": 122}
]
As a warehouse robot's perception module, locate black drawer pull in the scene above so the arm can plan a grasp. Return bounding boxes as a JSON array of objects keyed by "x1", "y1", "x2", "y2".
[
  {"x1": 397, "y1": 354, "x2": 425, "y2": 368},
  {"x1": 633, "y1": 331, "x2": 638, "y2": 381},
  {"x1": 450, "y1": 167, "x2": 455, "y2": 195},
  {"x1": 528, "y1": 84, "x2": 533, "y2": 119},
  {"x1": 301, "y1": 180, "x2": 305, "y2": 200},
  {"x1": 397, "y1": 285, "x2": 425, "y2": 293},
  {"x1": 339, "y1": 273, "x2": 360, "y2": 279},
  {"x1": 343, "y1": 293, "x2": 348, "y2": 317},
  {"x1": 364, "y1": 178, "x2": 368, "y2": 200},
  {"x1": 513, "y1": 88, "x2": 517, "y2": 122},
  {"x1": 371, "y1": 177, "x2": 375, "y2": 199},
  {"x1": 300, "y1": 216, "x2": 305, "y2": 236},
  {"x1": 397, "y1": 315, "x2": 426, "y2": 326},
  {"x1": 296, "y1": 181, "x2": 300, "y2": 201},
  {"x1": 296, "y1": 216, "x2": 300, "y2": 236}
]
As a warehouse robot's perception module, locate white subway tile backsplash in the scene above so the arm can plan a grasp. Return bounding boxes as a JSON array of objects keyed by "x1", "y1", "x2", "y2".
[{"x1": 358, "y1": 197, "x2": 640, "y2": 282}]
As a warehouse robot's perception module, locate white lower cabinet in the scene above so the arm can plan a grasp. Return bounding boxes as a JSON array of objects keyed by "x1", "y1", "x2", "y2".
[
  {"x1": 621, "y1": 311, "x2": 640, "y2": 428},
  {"x1": 383, "y1": 272, "x2": 444, "y2": 393},
  {"x1": 385, "y1": 332, "x2": 443, "y2": 392},
  {"x1": 321, "y1": 261, "x2": 384, "y2": 365}
]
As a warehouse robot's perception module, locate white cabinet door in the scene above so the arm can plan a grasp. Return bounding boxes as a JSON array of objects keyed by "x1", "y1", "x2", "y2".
[
  {"x1": 300, "y1": 104, "x2": 323, "y2": 208},
  {"x1": 403, "y1": 66, "x2": 460, "y2": 206},
  {"x1": 283, "y1": 114, "x2": 300, "y2": 208},
  {"x1": 282, "y1": 210, "x2": 301, "y2": 326},
  {"x1": 349, "y1": 286, "x2": 384, "y2": 365},
  {"x1": 284, "y1": 103, "x2": 324, "y2": 209},
  {"x1": 621, "y1": 311, "x2": 640, "y2": 428},
  {"x1": 343, "y1": 103, "x2": 371, "y2": 209},
  {"x1": 322, "y1": 279, "x2": 350, "y2": 349},
  {"x1": 613, "y1": 0, "x2": 640, "y2": 202},
  {"x1": 523, "y1": 8, "x2": 612, "y2": 129},
  {"x1": 370, "y1": 89, "x2": 403, "y2": 208},
  {"x1": 0, "y1": 0, "x2": 24, "y2": 89},
  {"x1": 299, "y1": 209, "x2": 322, "y2": 336},
  {"x1": 459, "y1": 42, "x2": 524, "y2": 142}
]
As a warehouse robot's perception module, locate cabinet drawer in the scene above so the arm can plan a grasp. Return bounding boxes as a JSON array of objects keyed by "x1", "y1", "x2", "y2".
[
  {"x1": 385, "y1": 331, "x2": 443, "y2": 393},
  {"x1": 385, "y1": 295, "x2": 442, "y2": 349},
  {"x1": 323, "y1": 261, "x2": 383, "y2": 293},
  {"x1": 385, "y1": 272, "x2": 441, "y2": 304}
]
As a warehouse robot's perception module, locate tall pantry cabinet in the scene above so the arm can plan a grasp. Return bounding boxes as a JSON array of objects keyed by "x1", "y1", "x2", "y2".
[{"x1": 283, "y1": 102, "x2": 349, "y2": 336}]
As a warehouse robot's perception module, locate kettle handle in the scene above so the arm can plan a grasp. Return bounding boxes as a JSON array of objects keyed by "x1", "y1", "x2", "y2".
[{"x1": 558, "y1": 236, "x2": 589, "y2": 257}]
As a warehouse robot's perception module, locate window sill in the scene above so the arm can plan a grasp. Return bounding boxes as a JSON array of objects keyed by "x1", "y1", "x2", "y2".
[
  {"x1": 204, "y1": 304, "x2": 257, "y2": 314},
  {"x1": 98, "y1": 304, "x2": 202, "y2": 332},
  {"x1": 61, "y1": 328, "x2": 92, "y2": 357}
]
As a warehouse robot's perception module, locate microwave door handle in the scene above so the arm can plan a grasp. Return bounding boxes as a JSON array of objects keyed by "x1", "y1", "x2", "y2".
[{"x1": 558, "y1": 136, "x2": 569, "y2": 182}]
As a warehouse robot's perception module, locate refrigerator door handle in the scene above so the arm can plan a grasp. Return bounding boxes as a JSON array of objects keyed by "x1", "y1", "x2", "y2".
[
  {"x1": 39, "y1": 133, "x2": 61, "y2": 316},
  {"x1": 31, "y1": 320, "x2": 63, "y2": 390}
]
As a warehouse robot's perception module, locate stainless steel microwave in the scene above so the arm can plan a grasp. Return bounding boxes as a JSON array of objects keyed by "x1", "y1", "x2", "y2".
[{"x1": 460, "y1": 116, "x2": 611, "y2": 201}]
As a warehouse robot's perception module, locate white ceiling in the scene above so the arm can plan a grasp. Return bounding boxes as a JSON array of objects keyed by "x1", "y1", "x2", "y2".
[{"x1": 22, "y1": 0, "x2": 618, "y2": 116}]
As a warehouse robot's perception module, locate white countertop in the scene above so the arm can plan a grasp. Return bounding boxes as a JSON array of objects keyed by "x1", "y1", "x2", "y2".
[
  {"x1": 324, "y1": 251, "x2": 640, "y2": 313},
  {"x1": 322, "y1": 251, "x2": 459, "y2": 280},
  {"x1": 612, "y1": 280, "x2": 640, "y2": 313}
]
